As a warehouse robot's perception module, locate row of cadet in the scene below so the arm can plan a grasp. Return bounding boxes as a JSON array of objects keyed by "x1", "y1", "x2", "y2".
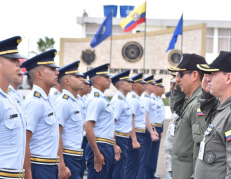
[{"x1": 0, "y1": 36, "x2": 166, "y2": 179}]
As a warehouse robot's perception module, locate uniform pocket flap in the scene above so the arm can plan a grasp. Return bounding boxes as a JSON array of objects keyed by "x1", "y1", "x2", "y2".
[{"x1": 4, "y1": 118, "x2": 21, "y2": 129}]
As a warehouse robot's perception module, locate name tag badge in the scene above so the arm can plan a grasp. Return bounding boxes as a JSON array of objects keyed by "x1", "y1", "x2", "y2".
[
  {"x1": 198, "y1": 138, "x2": 205, "y2": 160},
  {"x1": 48, "y1": 112, "x2": 53, "y2": 117},
  {"x1": 10, "y1": 114, "x2": 18, "y2": 119},
  {"x1": 204, "y1": 125, "x2": 214, "y2": 135},
  {"x1": 170, "y1": 123, "x2": 175, "y2": 136},
  {"x1": 74, "y1": 111, "x2": 79, "y2": 114}
]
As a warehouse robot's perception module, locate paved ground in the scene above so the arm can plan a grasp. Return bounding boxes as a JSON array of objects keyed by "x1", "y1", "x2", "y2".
[{"x1": 83, "y1": 119, "x2": 171, "y2": 179}]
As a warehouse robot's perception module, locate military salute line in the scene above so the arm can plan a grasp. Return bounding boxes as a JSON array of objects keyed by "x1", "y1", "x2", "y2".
[{"x1": 0, "y1": 35, "x2": 231, "y2": 179}]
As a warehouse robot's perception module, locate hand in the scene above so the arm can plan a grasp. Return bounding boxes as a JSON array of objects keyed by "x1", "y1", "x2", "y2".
[
  {"x1": 202, "y1": 74, "x2": 210, "y2": 93},
  {"x1": 170, "y1": 82, "x2": 176, "y2": 92},
  {"x1": 176, "y1": 72, "x2": 180, "y2": 86},
  {"x1": 132, "y1": 140, "x2": 140, "y2": 149},
  {"x1": 58, "y1": 166, "x2": 71, "y2": 179},
  {"x1": 24, "y1": 171, "x2": 33, "y2": 179},
  {"x1": 114, "y1": 144, "x2": 121, "y2": 161},
  {"x1": 94, "y1": 153, "x2": 105, "y2": 172},
  {"x1": 151, "y1": 131, "x2": 159, "y2": 141}
]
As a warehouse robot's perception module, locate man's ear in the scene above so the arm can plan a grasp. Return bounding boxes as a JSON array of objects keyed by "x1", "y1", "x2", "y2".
[
  {"x1": 95, "y1": 76, "x2": 100, "y2": 85},
  {"x1": 192, "y1": 71, "x2": 199, "y2": 82},
  {"x1": 36, "y1": 70, "x2": 43, "y2": 80},
  {"x1": 226, "y1": 73, "x2": 231, "y2": 85}
]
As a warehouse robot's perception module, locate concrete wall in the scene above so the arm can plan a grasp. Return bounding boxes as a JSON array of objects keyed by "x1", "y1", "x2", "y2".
[{"x1": 60, "y1": 23, "x2": 206, "y2": 95}]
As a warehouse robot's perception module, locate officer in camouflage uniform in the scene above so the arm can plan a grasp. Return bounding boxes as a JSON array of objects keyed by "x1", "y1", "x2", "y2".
[
  {"x1": 168, "y1": 53, "x2": 207, "y2": 179},
  {"x1": 194, "y1": 51, "x2": 231, "y2": 179}
]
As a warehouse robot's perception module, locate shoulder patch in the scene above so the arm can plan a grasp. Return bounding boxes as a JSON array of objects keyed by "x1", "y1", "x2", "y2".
[
  {"x1": 118, "y1": 96, "x2": 122, "y2": 100},
  {"x1": 54, "y1": 91, "x2": 58, "y2": 95},
  {"x1": 145, "y1": 94, "x2": 148, "y2": 97},
  {"x1": 34, "y1": 91, "x2": 41, "y2": 98},
  {"x1": 94, "y1": 92, "x2": 99, "y2": 97},
  {"x1": 132, "y1": 94, "x2": 136, "y2": 98},
  {"x1": 63, "y1": 94, "x2": 69, "y2": 100},
  {"x1": 196, "y1": 108, "x2": 204, "y2": 116},
  {"x1": 225, "y1": 130, "x2": 231, "y2": 141},
  {"x1": 7, "y1": 88, "x2": 11, "y2": 92}
]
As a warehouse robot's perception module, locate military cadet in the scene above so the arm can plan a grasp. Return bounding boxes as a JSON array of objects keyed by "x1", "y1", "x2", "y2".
[
  {"x1": 0, "y1": 36, "x2": 26, "y2": 178},
  {"x1": 55, "y1": 60, "x2": 84, "y2": 179},
  {"x1": 21, "y1": 49, "x2": 60, "y2": 179},
  {"x1": 137, "y1": 75, "x2": 159, "y2": 179},
  {"x1": 110, "y1": 70, "x2": 134, "y2": 179},
  {"x1": 8, "y1": 70, "x2": 24, "y2": 106},
  {"x1": 194, "y1": 51, "x2": 231, "y2": 179},
  {"x1": 147, "y1": 78, "x2": 165, "y2": 179},
  {"x1": 49, "y1": 82, "x2": 62, "y2": 104},
  {"x1": 84, "y1": 63, "x2": 121, "y2": 179},
  {"x1": 167, "y1": 53, "x2": 207, "y2": 179},
  {"x1": 123, "y1": 73, "x2": 147, "y2": 179},
  {"x1": 79, "y1": 72, "x2": 91, "y2": 179}
]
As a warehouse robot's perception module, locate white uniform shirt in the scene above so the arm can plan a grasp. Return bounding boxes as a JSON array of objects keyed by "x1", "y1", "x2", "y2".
[
  {"x1": 22, "y1": 85, "x2": 59, "y2": 157},
  {"x1": 55, "y1": 89, "x2": 83, "y2": 150},
  {"x1": 0, "y1": 88, "x2": 26, "y2": 169},
  {"x1": 85, "y1": 87, "x2": 114, "y2": 139},
  {"x1": 111, "y1": 90, "x2": 132, "y2": 133},
  {"x1": 126, "y1": 91, "x2": 146, "y2": 129}
]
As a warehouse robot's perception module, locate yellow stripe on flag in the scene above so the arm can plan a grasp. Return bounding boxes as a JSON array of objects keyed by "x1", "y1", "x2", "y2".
[{"x1": 120, "y1": 2, "x2": 146, "y2": 30}]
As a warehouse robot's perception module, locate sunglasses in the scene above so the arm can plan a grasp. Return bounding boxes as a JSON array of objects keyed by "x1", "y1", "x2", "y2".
[{"x1": 178, "y1": 71, "x2": 193, "y2": 78}]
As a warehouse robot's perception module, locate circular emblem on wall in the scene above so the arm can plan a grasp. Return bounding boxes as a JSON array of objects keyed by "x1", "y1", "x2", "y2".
[
  {"x1": 122, "y1": 41, "x2": 143, "y2": 62},
  {"x1": 132, "y1": 13, "x2": 140, "y2": 21},
  {"x1": 81, "y1": 49, "x2": 96, "y2": 65},
  {"x1": 100, "y1": 25, "x2": 106, "y2": 35},
  {"x1": 168, "y1": 50, "x2": 182, "y2": 67}
]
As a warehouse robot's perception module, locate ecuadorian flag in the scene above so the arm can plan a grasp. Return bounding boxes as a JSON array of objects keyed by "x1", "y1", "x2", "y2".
[
  {"x1": 225, "y1": 130, "x2": 231, "y2": 141},
  {"x1": 197, "y1": 108, "x2": 205, "y2": 116},
  {"x1": 120, "y1": 2, "x2": 146, "y2": 32}
]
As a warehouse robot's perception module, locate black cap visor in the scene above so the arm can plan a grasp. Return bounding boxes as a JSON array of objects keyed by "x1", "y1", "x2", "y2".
[
  {"x1": 1, "y1": 52, "x2": 26, "y2": 59},
  {"x1": 100, "y1": 73, "x2": 112, "y2": 77},
  {"x1": 196, "y1": 64, "x2": 219, "y2": 74},
  {"x1": 122, "y1": 78, "x2": 133, "y2": 82},
  {"x1": 72, "y1": 72, "x2": 84, "y2": 77},
  {"x1": 44, "y1": 63, "x2": 60, "y2": 69}
]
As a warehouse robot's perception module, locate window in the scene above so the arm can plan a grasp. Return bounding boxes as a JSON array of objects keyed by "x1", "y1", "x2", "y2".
[
  {"x1": 206, "y1": 28, "x2": 214, "y2": 53},
  {"x1": 218, "y1": 28, "x2": 231, "y2": 51}
]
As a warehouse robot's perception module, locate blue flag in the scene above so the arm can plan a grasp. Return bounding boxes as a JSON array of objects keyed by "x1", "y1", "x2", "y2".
[
  {"x1": 90, "y1": 13, "x2": 112, "y2": 48},
  {"x1": 166, "y1": 15, "x2": 183, "y2": 52}
]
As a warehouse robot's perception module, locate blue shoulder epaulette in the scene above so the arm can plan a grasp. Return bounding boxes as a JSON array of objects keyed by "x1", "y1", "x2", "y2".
[
  {"x1": 63, "y1": 94, "x2": 69, "y2": 100},
  {"x1": 34, "y1": 91, "x2": 41, "y2": 98},
  {"x1": 94, "y1": 92, "x2": 99, "y2": 97}
]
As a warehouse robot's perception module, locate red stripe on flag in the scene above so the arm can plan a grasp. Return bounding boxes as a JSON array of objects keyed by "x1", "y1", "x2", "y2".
[{"x1": 124, "y1": 17, "x2": 145, "y2": 32}]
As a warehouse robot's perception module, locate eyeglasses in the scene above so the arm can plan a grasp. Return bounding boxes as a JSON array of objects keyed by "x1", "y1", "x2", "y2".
[{"x1": 178, "y1": 71, "x2": 193, "y2": 78}]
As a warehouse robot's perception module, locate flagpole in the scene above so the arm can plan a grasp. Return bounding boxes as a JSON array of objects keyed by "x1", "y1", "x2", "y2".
[
  {"x1": 143, "y1": 0, "x2": 147, "y2": 73},
  {"x1": 110, "y1": 10, "x2": 113, "y2": 73},
  {"x1": 181, "y1": 13, "x2": 183, "y2": 56}
]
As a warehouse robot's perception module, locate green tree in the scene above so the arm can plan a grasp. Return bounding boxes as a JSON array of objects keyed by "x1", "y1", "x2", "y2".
[{"x1": 30, "y1": 37, "x2": 55, "y2": 55}]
